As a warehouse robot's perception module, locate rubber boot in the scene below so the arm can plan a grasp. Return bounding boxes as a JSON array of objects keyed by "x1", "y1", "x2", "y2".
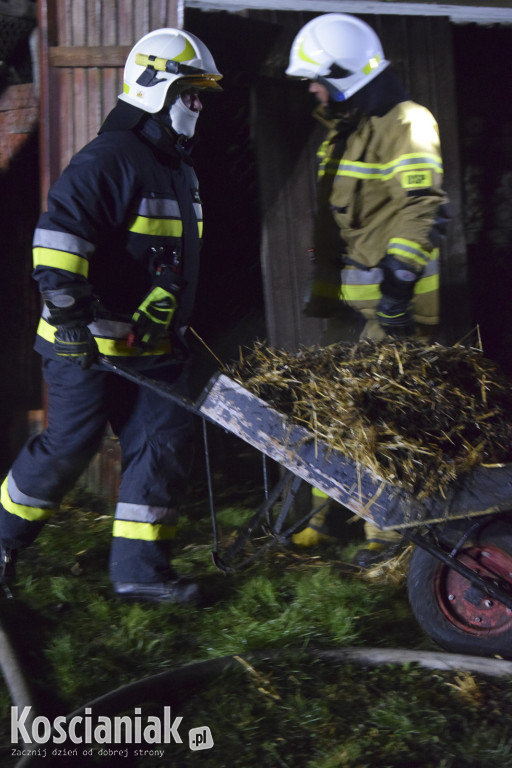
[
  {"x1": 353, "y1": 522, "x2": 403, "y2": 568},
  {"x1": 292, "y1": 489, "x2": 337, "y2": 547}
]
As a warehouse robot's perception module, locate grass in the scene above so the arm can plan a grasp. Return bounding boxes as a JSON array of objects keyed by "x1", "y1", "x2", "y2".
[{"x1": 1, "y1": 452, "x2": 512, "y2": 767}]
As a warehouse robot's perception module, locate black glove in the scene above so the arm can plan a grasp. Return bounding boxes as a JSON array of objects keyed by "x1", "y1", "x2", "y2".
[
  {"x1": 377, "y1": 255, "x2": 418, "y2": 337},
  {"x1": 53, "y1": 324, "x2": 98, "y2": 369},
  {"x1": 44, "y1": 285, "x2": 98, "y2": 368},
  {"x1": 130, "y1": 264, "x2": 184, "y2": 349},
  {"x1": 376, "y1": 295, "x2": 415, "y2": 337}
]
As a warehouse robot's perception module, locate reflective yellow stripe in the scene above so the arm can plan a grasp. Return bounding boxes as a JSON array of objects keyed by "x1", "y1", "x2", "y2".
[
  {"x1": 37, "y1": 317, "x2": 171, "y2": 357},
  {"x1": 414, "y1": 272, "x2": 439, "y2": 295},
  {"x1": 298, "y1": 38, "x2": 320, "y2": 66},
  {"x1": 0, "y1": 477, "x2": 55, "y2": 522},
  {"x1": 128, "y1": 216, "x2": 183, "y2": 237},
  {"x1": 387, "y1": 239, "x2": 436, "y2": 267},
  {"x1": 198, "y1": 220, "x2": 203, "y2": 238},
  {"x1": 362, "y1": 54, "x2": 381, "y2": 75},
  {"x1": 342, "y1": 272, "x2": 438, "y2": 302},
  {"x1": 342, "y1": 283, "x2": 382, "y2": 302},
  {"x1": 337, "y1": 153, "x2": 443, "y2": 182},
  {"x1": 96, "y1": 337, "x2": 171, "y2": 357},
  {"x1": 312, "y1": 488, "x2": 329, "y2": 499},
  {"x1": 112, "y1": 520, "x2": 177, "y2": 541},
  {"x1": 33, "y1": 247, "x2": 89, "y2": 277}
]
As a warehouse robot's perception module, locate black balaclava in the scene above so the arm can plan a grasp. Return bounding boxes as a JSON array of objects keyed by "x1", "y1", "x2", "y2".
[{"x1": 326, "y1": 66, "x2": 410, "y2": 124}]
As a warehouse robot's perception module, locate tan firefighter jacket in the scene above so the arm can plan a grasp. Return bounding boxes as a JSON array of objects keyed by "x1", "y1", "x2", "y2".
[{"x1": 307, "y1": 100, "x2": 449, "y2": 327}]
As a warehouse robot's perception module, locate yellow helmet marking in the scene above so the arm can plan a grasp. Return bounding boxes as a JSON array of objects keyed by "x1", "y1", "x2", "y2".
[
  {"x1": 298, "y1": 37, "x2": 320, "y2": 66},
  {"x1": 173, "y1": 37, "x2": 196, "y2": 63}
]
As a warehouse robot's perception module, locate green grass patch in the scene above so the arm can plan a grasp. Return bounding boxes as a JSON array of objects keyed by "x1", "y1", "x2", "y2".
[{"x1": 1, "y1": 478, "x2": 512, "y2": 766}]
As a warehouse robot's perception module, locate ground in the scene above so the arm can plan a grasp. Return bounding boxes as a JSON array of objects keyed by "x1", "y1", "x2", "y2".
[{"x1": 1, "y1": 456, "x2": 512, "y2": 767}]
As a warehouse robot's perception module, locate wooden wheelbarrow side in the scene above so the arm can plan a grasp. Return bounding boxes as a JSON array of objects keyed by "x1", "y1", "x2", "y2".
[{"x1": 197, "y1": 373, "x2": 512, "y2": 531}]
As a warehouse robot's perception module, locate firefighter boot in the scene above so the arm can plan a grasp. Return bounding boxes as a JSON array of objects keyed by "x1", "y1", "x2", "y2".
[
  {"x1": 113, "y1": 575, "x2": 199, "y2": 604},
  {"x1": 292, "y1": 489, "x2": 337, "y2": 547},
  {"x1": 353, "y1": 522, "x2": 403, "y2": 568}
]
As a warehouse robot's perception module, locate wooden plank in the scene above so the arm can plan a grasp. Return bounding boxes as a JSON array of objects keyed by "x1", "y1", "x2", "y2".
[
  {"x1": 58, "y1": 67, "x2": 74, "y2": 172},
  {"x1": 88, "y1": 0, "x2": 103, "y2": 46},
  {"x1": 72, "y1": 66, "x2": 88, "y2": 155},
  {"x1": 87, "y1": 68, "x2": 102, "y2": 139},
  {"x1": 55, "y1": 0, "x2": 71, "y2": 45},
  {"x1": 198, "y1": 374, "x2": 512, "y2": 531},
  {"x1": 102, "y1": 0, "x2": 120, "y2": 119},
  {"x1": 150, "y1": 0, "x2": 167, "y2": 28},
  {"x1": 49, "y1": 45, "x2": 132, "y2": 67},
  {"x1": 118, "y1": 0, "x2": 134, "y2": 46},
  {"x1": 0, "y1": 1, "x2": 36, "y2": 18},
  {"x1": 102, "y1": 67, "x2": 119, "y2": 119},
  {"x1": 103, "y1": 0, "x2": 118, "y2": 45},
  {"x1": 71, "y1": 0, "x2": 86, "y2": 46},
  {"x1": 185, "y1": 1, "x2": 512, "y2": 25},
  {"x1": 254, "y1": 76, "x2": 325, "y2": 350},
  {"x1": 134, "y1": 0, "x2": 150, "y2": 38}
]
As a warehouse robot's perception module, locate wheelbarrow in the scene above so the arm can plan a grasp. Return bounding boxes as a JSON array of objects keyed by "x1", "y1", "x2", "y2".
[{"x1": 102, "y1": 359, "x2": 512, "y2": 660}]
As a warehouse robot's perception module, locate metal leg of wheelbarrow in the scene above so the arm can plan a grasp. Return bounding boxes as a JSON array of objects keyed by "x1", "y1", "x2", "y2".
[
  {"x1": 401, "y1": 526, "x2": 512, "y2": 611},
  {"x1": 212, "y1": 471, "x2": 320, "y2": 573}
]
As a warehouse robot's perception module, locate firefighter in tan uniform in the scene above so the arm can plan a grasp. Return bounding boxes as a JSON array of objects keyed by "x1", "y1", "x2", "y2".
[{"x1": 286, "y1": 14, "x2": 450, "y2": 565}]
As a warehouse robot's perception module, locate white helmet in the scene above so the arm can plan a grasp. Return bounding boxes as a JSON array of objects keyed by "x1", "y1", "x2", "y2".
[
  {"x1": 119, "y1": 28, "x2": 222, "y2": 114},
  {"x1": 286, "y1": 14, "x2": 389, "y2": 102}
]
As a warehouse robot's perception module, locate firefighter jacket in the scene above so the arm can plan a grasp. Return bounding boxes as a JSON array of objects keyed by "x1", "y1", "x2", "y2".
[
  {"x1": 307, "y1": 93, "x2": 450, "y2": 327},
  {"x1": 33, "y1": 104, "x2": 203, "y2": 367}
]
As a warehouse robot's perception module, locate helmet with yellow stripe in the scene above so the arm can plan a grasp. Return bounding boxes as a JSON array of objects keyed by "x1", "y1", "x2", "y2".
[
  {"x1": 119, "y1": 28, "x2": 222, "y2": 114},
  {"x1": 286, "y1": 14, "x2": 388, "y2": 102}
]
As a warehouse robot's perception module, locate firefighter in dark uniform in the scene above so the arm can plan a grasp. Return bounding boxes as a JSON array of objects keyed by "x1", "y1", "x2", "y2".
[
  {"x1": 0, "y1": 28, "x2": 222, "y2": 602},
  {"x1": 286, "y1": 14, "x2": 450, "y2": 565}
]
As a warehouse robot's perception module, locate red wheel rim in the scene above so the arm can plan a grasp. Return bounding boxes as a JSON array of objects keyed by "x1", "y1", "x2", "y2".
[{"x1": 434, "y1": 545, "x2": 512, "y2": 635}]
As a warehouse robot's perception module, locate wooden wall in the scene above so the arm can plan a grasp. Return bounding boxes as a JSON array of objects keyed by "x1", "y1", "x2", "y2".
[{"x1": 38, "y1": 0, "x2": 181, "y2": 200}]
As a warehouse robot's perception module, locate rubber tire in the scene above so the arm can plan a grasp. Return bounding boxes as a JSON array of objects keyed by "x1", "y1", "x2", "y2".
[{"x1": 407, "y1": 516, "x2": 512, "y2": 658}]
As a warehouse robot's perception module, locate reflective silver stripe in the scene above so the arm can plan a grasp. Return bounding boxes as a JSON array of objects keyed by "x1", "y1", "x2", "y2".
[
  {"x1": 423, "y1": 258, "x2": 439, "y2": 276},
  {"x1": 7, "y1": 471, "x2": 54, "y2": 509},
  {"x1": 193, "y1": 202, "x2": 203, "y2": 220},
  {"x1": 343, "y1": 267, "x2": 383, "y2": 285},
  {"x1": 136, "y1": 198, "x2": 181, "y2": 218},
  {"x1": 115, "y1": 502, "x2": 179, "y2": 526},
  {"x1": 42, "y1": 306, "x2": 133, "y2": 340},
  {"x1": 32, "y1": 228, "x2": 95, "y2": 259},
  {"x1": 88, "y1": 318, "x2": 132, "y2": 339}
]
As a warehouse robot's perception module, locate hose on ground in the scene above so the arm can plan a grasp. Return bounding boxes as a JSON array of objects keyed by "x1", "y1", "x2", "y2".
[{"x1": 9, "y1": 646, "x2": 512, "y2": 767}]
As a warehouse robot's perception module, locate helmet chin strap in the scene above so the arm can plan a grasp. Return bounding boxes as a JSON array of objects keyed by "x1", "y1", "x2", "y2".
[{"x1": 168, "y1": 95, "x2": 199, "y2": 138}]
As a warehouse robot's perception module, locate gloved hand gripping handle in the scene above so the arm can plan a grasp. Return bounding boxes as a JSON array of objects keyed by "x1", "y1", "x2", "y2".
[
  {"x1": 376, "y1": 254, "x2": 419, "y2": 337},
  {"x1": 129, "y1": 263, "x2": 185, "y2": 349}
]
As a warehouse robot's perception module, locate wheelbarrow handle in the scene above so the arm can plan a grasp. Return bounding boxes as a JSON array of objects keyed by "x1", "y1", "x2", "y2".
[{"x1": 99, "y1": 356, "x2": 200, "y2": 416}]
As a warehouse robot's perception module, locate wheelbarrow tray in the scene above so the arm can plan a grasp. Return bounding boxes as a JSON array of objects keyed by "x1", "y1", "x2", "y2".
[{"x1": 197, "y1": 373, "x2": 512, "y2": 531}]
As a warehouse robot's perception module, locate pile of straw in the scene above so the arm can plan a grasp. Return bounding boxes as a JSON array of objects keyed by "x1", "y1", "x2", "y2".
[{"x1": 228, "y1": 339, "x2": 512, "y2": 498}]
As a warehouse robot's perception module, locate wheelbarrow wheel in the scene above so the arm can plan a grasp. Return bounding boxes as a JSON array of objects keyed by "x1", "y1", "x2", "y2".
[{"x1": 407, "y1": 516, "x2": 512, "y2": 658}]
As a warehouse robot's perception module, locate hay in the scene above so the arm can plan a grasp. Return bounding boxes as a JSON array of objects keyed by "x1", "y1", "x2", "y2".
[{"x1": 227, "y1": 339, "x2": 512, "y2": 499}]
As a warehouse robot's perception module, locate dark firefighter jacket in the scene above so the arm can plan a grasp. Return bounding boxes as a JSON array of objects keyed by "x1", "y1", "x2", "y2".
[
  {"x1": 32, "y1": 103, "x2": 203, "y2": 367},
  {"x1": 306, "y1": 72, "x2": 450, "y2": 326}
]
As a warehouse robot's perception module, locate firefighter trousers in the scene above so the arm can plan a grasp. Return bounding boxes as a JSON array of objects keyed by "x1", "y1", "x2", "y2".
[{"x1": 0, "y1": 356, "x2": 195, "y2": 582}]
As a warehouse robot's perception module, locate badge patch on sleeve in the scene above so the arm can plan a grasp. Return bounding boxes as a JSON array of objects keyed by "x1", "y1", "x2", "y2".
[{"x1": 401, "y1": 170, "x2": 432, "y2": 189}]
